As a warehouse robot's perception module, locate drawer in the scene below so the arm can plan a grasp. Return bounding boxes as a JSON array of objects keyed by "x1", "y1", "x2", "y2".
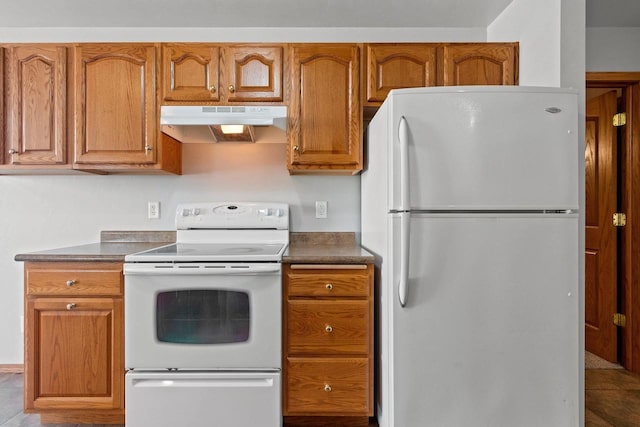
[
  {"x1": 286, "y1": 357, "x2": 370, "y2": 415},
  {"x1": 287, "y1": 270, "x2": 370, "y2": 297},
  {"x1": 287, "y1": 300, "x2": 368, "y2": 355},
  {"x1": 26, "y1": 262, "x2": 123, "y2": 296}
]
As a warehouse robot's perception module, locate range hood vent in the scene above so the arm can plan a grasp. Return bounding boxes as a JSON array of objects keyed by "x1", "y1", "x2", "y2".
[{"x1": 160, "y1": 105, "x2": 287, "y2": 144}]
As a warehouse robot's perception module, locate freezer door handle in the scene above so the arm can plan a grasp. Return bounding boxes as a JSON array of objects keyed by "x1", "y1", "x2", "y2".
[
  {"x1": 398, "y1": 116, "x2": 410, "y2": 211},
  {"x1": 398, "y1": 211, "x2": 410, "y2": 307}
]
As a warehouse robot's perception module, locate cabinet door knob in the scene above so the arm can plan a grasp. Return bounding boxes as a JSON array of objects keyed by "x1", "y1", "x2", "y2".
[
  {"x1": 325, "y1": 325, "x2": 333, "y2": 333},
  {"x1": 66, "y1": 303, "x2": 76, "y2": 310},
  {"x1": 292, "y1": 145, "x2": 299, "y2": 152},
  {"x1": 209, "y1": 85, "x2": 217, "y2": 93},
  {"x1": 228, "y1": 85, "x2": 235, "y2": 93},
  {"x1": 325, "y1": 283, "x2": 333, "y2": 290},
  {"x1": 324, "y1": 384, "x2": 332, "y2": 392},
  {"x1": 8, "y1": 149, "x2": 17, "y2": 154},
  {"x1": 145, "y1": 144, "x2": 153, "y2": 152},
  {"x1": 66, "y1": 280, "x2": 77, "y2": 287}
]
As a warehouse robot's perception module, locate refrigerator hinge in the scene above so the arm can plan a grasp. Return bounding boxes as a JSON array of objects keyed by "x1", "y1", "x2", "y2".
[
  {"x1": 613, "y1": 213, "x2": 627, "y2": 227},
  {"x1": 613, "y1": 112, "x2": 627, "y2": 127},
  {"x1": 613, "y1": 313, "x2": 627, "y2": 327}
]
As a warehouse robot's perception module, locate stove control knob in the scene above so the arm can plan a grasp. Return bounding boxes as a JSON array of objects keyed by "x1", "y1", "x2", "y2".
[
  {"x1": 193, "y1": 208, "x2": 200, "y2": 216},
  {"x1": 182, "y1": 208, "x2": 191, "y2": 217},
  {"x1": 259, "y1": 208, "x2": 272, "y2": 216},
  {"x1": 275, "y1": 208, "x2": 284, "y2": 217}
]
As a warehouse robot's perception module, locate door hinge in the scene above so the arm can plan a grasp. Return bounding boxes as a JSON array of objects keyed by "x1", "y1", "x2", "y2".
[
  {"x1": 613, "y1": 112, "x2": 627, "y2": 127},
  {"x1": 613, "y1": 213, "x2": 627, "y2": 227},
  {"x1": 614, "y1": 313, "x2": 627, "y2": 327}
]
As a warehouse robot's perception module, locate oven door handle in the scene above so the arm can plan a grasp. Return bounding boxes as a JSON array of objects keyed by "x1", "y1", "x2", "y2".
[{"x1": 123, "y1": 264, "x2": 281, "y2": 275}]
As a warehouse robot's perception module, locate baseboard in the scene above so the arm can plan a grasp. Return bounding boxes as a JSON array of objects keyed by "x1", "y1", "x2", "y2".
[{"x1": 0, "y1": 364, "x2": 24, "y2": 373}]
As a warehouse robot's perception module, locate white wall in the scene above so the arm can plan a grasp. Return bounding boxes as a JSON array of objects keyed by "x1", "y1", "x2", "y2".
[
  {"x1": 487, "y1": 0, "x2": 561, "y2": 86},
  {"x1": 586, "y1": 27, "x2": 640, "y2": 71},
  {"x1": 0, "y1": 26, "x2": 487, "y2": 364}
]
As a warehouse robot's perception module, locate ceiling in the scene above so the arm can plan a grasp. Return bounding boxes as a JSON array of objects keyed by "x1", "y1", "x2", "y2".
[{"x1": 0, "y1": 0, "x2": 637, "y2": 28}]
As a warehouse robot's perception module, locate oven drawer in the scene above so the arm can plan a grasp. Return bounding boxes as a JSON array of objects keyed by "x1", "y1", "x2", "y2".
[
  {"x1": 286, "y1": 357, "x2": 370, "y2": 415},
  {"x1": 287, "y1": 269, "x2": 370, "y2": 297},
  {"x1": 26, "y1": 262, "x2": 123, "y2": 296},
  {"x1": 287, "y1": 300, "x2": 368, "y2": 355}
]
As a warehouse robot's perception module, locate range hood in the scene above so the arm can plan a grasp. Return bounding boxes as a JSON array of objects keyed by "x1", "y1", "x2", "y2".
[{"x1": 160, "y1": 105, "x2": 287, "y2": 144}]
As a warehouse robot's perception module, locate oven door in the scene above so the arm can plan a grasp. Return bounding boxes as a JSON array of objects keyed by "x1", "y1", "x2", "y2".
[{"x1": 124, "y1": 263, "x2": 281, "y2": 370}]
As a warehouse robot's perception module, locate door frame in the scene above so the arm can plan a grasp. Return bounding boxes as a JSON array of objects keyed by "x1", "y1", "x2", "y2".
[{"x1": 586, "y1": 72, "x2": 640, "y2": 372}]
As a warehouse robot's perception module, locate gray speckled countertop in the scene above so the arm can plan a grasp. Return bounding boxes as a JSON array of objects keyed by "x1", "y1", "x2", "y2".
[
  {"x1": 14, "y1": 231, "x2": 176, "y2": 262},
  {"x1": 282, "y1": 232, "x2": 374, "y2": 264}
]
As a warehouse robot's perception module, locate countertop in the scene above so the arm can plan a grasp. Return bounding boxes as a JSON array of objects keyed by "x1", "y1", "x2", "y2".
[
  {"x1": 14, "y1": 231, "x2": 176, "y2": 262},
  {"x1": 14, "y1": 231, "x2": 374, "y2": 264},
  {"x1": 282, "y1": 232, "x2": 374, "y2": 264}
]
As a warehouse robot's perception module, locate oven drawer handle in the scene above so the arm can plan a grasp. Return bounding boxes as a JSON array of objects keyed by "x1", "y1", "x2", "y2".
[
  {"x1": 132, "y1": 378, "x2": 275, "y2": 388},
  {"x1": 124, "y1": 264, "x2": 281, "y2": 275}
]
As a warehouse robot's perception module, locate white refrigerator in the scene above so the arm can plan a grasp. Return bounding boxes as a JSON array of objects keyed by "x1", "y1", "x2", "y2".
[{"x1": 361, "y1": 86, "x2": 580, "y2": 427}]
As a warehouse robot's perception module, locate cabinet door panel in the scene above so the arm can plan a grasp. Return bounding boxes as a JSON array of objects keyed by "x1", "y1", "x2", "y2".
[
  {"x1": 222, "y1": 45, "x2": 283, "y2": 102},
  {"x1": 442, "y1": 43, "x2": 518, "y2": 86},
  {"x1": 73, "y1": 44, "x2": 156, "y2": 165},
  {"x1": 289, "y1": 45, "x2": 361, "y2": 173},
  {"x1": 25, "y1": 297, "x2": 123, "y2": 410},
  {"x1": 366, "y1": 44, "x2": 437, "y2": 104},
  {"x1": 6, "y1": 45, "x2": 66, "y2": 165},
  {"x1": 162, "y1": 44, "x2": 219, "y2": 102}
]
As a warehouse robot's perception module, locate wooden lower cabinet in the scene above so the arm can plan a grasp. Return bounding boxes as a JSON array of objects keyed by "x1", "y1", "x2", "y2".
[
  {"x1": 23, "y1": 262, "x2": 124, "y2": 424},
  {"x1": 283, "y1": 264, "x2": 374, "y2": 420}
]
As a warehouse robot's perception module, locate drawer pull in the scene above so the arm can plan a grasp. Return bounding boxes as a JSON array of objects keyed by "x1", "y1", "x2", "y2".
[
  {"x1": 325, "y1": 283, "x2": 333, "y2": 290},
  {"x1": 66, "y1": 279, "x2": 77, "y2": 287},
  {"x1": 66, "y1": 303, "x2": 76, "y2": 310},
  {"x1": 325, "y1": 325, "x2": 333, "y2": 333},
  {"x1": 324, "y1": 384, "x2": 332, "y2": 392}
]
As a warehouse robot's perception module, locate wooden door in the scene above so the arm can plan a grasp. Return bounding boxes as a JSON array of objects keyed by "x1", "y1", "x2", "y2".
[
  {"x1": 5, "y1": 45, "x2": 67, "y2": 165},
  {"x1": 585, "y1": 91, "x2": 618, "y2": 362},
  {"x1": 441, "y1": 43, "x2": 517, "y2": 86},
  {"x1": 73, "y1": 44, "x2": 156, "y2": 165},
  {"x1": 222, "y1": 45, "x2": 283, "y2": 102},
  {"x1": 24, "y1": 297, "x2": 123, "y2": 410},
  {"x1": 162, "y1": 44, "x2": 219, "y2": 102},
  {"x1": 288, "y1": 44, "x2": 361, "y2": 174},
  {"x1": 365, "y1": 44, "x2": 437, "y2": 104}
]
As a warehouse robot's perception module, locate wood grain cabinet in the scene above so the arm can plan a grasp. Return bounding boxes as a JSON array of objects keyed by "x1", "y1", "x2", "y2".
[
  {"x1": 283, "y1": 264, "x2": 374, "y2": 418},
  {"x1": 288, "y1": 44, "x2": 362, "y2": 175},
  {"x1": 24, "y1": 262, "x2": 124, "y2": 424},
  {"x1": 161, "y1": 43, "x2": 284, "y2": 103},
  {"x1": 365, "y1": 43, "x2": 437, "y2": 105},
  {"x1": 441, "y1": 43, "x2": 518, "y2": 86}
]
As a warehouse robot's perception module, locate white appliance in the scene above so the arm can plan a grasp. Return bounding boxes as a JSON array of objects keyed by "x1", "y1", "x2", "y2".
[
  {"x1": 124, "y1": 202, "x2": 288, "y2": 427},
  {"x1": 361, "y1": 86, "x2": 580, "y2": 427}
]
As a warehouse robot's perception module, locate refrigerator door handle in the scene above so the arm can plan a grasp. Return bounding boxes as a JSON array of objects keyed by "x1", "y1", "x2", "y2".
[
  {"x1": 398, "y1": 211, "x2": 410, "y2": 307},
  {"x1": 398, "y1": 116, "x2": 410, "y2": 211}
]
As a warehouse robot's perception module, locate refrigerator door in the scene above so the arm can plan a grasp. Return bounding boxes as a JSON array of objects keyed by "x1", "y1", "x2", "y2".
[
  {"x1": 385, "y1": 213, "x2": 579, "y2": 427},
  {"x1": 386, "y1": 87, "x2": 579, "y2": 211}
]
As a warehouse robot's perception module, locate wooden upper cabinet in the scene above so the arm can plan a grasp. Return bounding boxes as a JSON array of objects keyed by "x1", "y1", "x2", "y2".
[
  {"x1": 288, "y1": 44, "x2": 361, "y2": 174},
  {"x1": 441, "y1": 43, "x2": 518, "y2": 86},
  {"x1": 4, "y1": 45, "x2": 67, "y2": 165},
  {"x1": 161, "y1": 44, "x2": 283, "y2": 103},
  {"x1": 72, "y1": 44, "x2": 157, "y2": 166},
  {"x1": 365, "y1": 44, "x2": 437, "y2": 105}
]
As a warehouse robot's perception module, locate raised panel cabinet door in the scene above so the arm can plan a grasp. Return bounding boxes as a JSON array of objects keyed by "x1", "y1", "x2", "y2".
[
  {"x1": 221, "y1": 45, "x2": 283, "y2": 102},
  {"x1": 162, "y1": 44, "x2": 219, "y2": 102},
  {"x1": 73, "y1": 44, "x2": 157, "y2": 165},
  {"x1": 288, "y1": 44, "x2": 361, "y2": 174},
  {"x1": 24, "y1": 297, "x2": 123, "y2": 411},
  {"x1": 442, "y1": 43, "x2": 518, "y2": 86},
  {"x1": 5, "y1": 45, "x2": 67, "y2": 165},
  {"x1": 365, "y1": 44, "x2": 437, "y2": 104}
]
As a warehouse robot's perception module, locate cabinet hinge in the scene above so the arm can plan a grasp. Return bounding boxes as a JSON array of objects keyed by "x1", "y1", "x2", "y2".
[
  {"x1": 613, "y1": 112, "x2": 627, "y2": 127},
  {"x1": 613, "y1": 213, "x2": 627, "y2": 227},
  {"x1": 614, "y1": 313, "x2": 627, "y2": 327}
]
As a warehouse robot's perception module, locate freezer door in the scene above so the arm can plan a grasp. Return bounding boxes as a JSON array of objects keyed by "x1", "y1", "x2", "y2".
[
  {"x1": 387, "y1": 87, "x2": 579, "y2": 210},
  {"x1": 387, "y1": 213, "x2": 579, "y2": 427}
]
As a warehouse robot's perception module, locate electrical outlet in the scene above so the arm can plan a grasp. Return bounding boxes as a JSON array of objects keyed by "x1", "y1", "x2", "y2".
[
  {"x1": 315, "y1": 201, "x2": 328, "y2": 219},
  {"x1": 148, "y1": 201, "x2": 160, "y2": 219}
]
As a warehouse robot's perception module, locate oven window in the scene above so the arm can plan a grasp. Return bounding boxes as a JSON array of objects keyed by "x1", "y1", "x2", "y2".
[{"x1": 156, "y1": 290, "x2": 250, "y2": 344}]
